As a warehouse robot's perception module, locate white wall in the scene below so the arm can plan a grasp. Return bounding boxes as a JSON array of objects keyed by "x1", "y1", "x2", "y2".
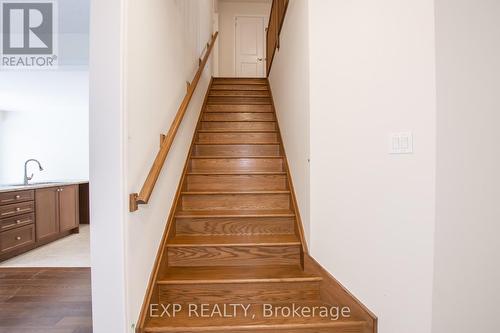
[
  {"x1": 0, "y1": 0, "x2": 90, "y2": 185},
  {"x1": 268, "y1": 0, "x2": 310, "y2": 241},
  {"x1": 307, "y1": 1, "x2": 437, "y2": 332},
  {"x1": 125, "y1": 0, "x2": 214, "y2": 330},
  {"x1": 0, "y1": 71, "x2": 89, "y2": 184},
  {"x1": 89, "y1": 0, "x2": 128, "y2": 332},
  {"x1": 217, "y1": 0, "x2": 271, "y2": 77},
  {"x1": 432, "y1": 1, "x2": 500, "y2": 332}
]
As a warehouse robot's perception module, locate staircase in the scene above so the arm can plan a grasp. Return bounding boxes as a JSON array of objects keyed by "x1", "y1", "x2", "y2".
[{"x1": 138, "y1": 78, "x2": 376, "y2": 333}]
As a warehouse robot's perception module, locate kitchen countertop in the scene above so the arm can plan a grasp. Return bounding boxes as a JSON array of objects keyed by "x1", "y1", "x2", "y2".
[{"x1": 0, "y1": 180, "x2": 89, "y2": 193}]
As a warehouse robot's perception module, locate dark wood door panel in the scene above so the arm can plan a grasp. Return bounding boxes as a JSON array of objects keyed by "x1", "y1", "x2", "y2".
[
  {"x1": 59, "y1": 185, "x2": 79, "y2": 232},
  {"x1": 35, "y1": 187, "x2": 59, "y2": 241}
]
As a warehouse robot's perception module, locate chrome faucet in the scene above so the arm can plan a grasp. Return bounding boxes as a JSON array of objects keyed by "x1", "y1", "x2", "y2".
[{"x1": 24, "y1": 159, "x2": 44, "y2": 185}]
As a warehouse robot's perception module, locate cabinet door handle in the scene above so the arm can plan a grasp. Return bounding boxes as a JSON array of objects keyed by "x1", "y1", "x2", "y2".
[
  {"x1": 16, "y1": 236, "x2": 22, "y2": 241},
  {"x1": 15, "y1": 195, "x2": 21, "y2": 199}
]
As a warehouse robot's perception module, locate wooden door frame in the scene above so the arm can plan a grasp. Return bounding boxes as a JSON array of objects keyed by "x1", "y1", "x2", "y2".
[{"x1": 234, "y1": 14, "x2": 267, "y2": 77}]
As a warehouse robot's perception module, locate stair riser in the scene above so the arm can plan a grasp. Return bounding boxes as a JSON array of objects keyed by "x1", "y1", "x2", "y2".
[
  {"x1": 181, "y1": 194, "x2": 291, "y2": 211},
  {"x1": 208, "y1": 97, "x2": 272, "y2": 105},
  {"x1": 211, "y1": 84, "x2": 269, "y2": 91},
  {"x1": 158, "y1": 281, "x2": 320, "y2": 304},
  {"x1": 147, "y1": 325, "x2": 366, "y2": 333},
  {"x1": 189, "y1": 159, "x2": 284, "y2": 173},
  {"x1": 205, "y1": 105, "x2": 273, "y2": 113},
  {"x1": 210, "y1": 90, "x2": 270, "y2": 97},
  {"x1": 201, "y1": 122, "x2": 276, "y2": 131},
  {"x1": 192, "y1": 145, "x2": 281, "y2": 157},
  {"x1": 186, "y1": 175, "x2": 288, "y2": 191},
  {"x1": 175, "y1": 217, "x2": 295, "y2": 236},
  {"x1": 167, "y1": 245, "x2": 301, "y2": 267},
  {"x1": 213, "y1": 78, "x2": 267, "y2": 85},
  {"x1": 197, "y1": 132, "x2": 279, "y2": 144},
  {"x1": 203, "y1": 113, "x2": 275, "y2": 122}
]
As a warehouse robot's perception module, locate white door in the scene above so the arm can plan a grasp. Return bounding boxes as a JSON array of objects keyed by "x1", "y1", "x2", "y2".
[{"x1": 235, "y1": 16, "x2": 265, "y2": 77}]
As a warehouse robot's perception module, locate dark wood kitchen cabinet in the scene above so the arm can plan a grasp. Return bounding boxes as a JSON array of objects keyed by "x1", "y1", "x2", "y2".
[
  {"x1": 35, "y1": 185, "x2": 79, "y2": 242},
  {"x1": 0, "y1": 182, "x2": 86, "y2": 262}
]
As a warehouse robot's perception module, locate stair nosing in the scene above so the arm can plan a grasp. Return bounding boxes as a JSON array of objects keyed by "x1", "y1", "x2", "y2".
[
  {"x1": 157, "y1": 276, "x2": 322, "y2": 285},
  {"x1": 181, "y1": 191, "x2": 291, "y2": 195},
  {"x1": 144, "y1": 320, "x2": 367, "y2": 332},
  {"x1": 166, "y1": 241, "x2": 302, "y2": 248},
  {"x1": 187, "y1": 172, "x2": 287, "y2": 175},
  {"x1": 194, "y1": 142, "x2": 279, "y2": 145},
  {"x1": 175, "y1": 211, "x2": 295, "y2": 218},
  {"x1": 190, "y1": 156, "x2": 283, "y2": 159},
  {"x1": 197, "y1": 130, "x2": 277, "y2": 133}
]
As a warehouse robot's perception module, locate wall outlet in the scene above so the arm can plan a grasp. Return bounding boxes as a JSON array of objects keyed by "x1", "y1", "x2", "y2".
[{"x1": 389, "y1": 132, "x2": 413, "y2": 154}]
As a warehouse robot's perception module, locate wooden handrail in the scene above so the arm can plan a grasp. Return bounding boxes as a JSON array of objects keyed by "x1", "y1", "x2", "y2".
[
  {"x1": 130, "y1": 32, "x2": 219, "y2": 212},
  {"x1": 266, "y1": 0, "x2": 289, "y2": 76}
]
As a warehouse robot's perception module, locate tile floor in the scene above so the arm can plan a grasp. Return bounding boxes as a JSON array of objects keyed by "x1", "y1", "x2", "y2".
[{"x1": 0, "y1": 225, "x2": 90, "y2": 267}]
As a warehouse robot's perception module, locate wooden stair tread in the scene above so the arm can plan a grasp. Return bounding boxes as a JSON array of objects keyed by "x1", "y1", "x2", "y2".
[
  {"x1": 187, "y1": 172, "x2": 287, "y2": 175},
  {"x1": 182, "y1": 191, "x2": 290, "y2": 195},
  {"x1": 176, "y1": 209, "x2": 295, "y2": 218},
  {"x1": 195, "y1": 142, "x2": 279, "y2": 145},
  {"x1": 158, "y1": 265, "x2": 321, "y2": 284},
  {"x1": 190, "y1": 156, "x2": 283, "y2": 159},
  {"x1": 197, "y1": 130, "x2": 277, "y2": 133},
  {"x1": 211, "y1": 85, "x2": 269, "y2": 91},
  {"x1": 167, "y1": 234, "x2": 301, "y2": 247},
  {"x1": 213, "y1": 78, "x2": 268, "y2": 85},
  {"x1": 145, "y1": 302, "x2": 366, "y2": 331},
  {"x1": 201, "y1": 120, "x2": 276, "y2": 122}
]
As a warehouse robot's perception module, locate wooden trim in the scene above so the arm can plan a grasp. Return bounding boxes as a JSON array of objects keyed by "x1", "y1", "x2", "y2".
[
  {"x1": 266, "y1": 0, "x2": 289, "y2": 76},
  {"x1": 266, "y1": 79, "x2": 309, "y2": 261},
  {"x1": 130, "y1": 32, "x2": 219, "y2": 212},
  {"x1": 304, "y1": 255, "x2": 378, "y2": 333},
  {"x1": 135, "y1": 78, "x2": 214, "y2": 333}
]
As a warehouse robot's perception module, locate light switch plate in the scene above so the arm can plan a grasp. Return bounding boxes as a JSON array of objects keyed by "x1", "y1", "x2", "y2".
[{"x1": 389, "y1": 132, "x2": 413, "y2": 154}]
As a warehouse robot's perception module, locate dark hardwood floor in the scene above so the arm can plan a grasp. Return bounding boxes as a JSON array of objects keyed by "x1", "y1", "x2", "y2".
[{"x1": 0, "y1": 268, "x2": 92, "y2": 333}]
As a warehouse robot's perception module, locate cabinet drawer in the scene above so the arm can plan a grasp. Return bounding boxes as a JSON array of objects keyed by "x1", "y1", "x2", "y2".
[
  {"x1": 0, "y1": 201, "x2": 35, "y2": 219},
  {"x1": 0, "y1": 213, "x2": 35, "y2": 232},
  {"x1": 0, "y1": 224, "x2": 35, "y2": 254},
  {"x1": 0, "y1": 190, "x2": 34, "y2": 206}
]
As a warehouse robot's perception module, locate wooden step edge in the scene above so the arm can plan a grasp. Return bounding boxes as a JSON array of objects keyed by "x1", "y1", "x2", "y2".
[
  {"x1": 209, "y1": 93, "x2": 271, "y2": 96},
  {"x1": 175, "y1": 212, "x2": 296, "y2": 218},
  {"x1": 157, "y1": 276, "x2": 323, "y2": 285},
  {"x1": 166, "y1": 241, "x2": 302, "y2": 248},
  {"x1": 203, "y1": 111, "x2": 273, "y2": 113},
  {"x1": 186, "y1": 172, "x2": 287, "y2": 175},
  {"x1": 212, "y1": 81, "x2": 268, "y2": 86},
  {"x1": 167, "y1": 234, "x2": 301, "y2": 248},
  {"x1": 190, "y1": 156, "x2": 283, "y2": 159},
  {"x1": 203, "y1": 110, "x2": 274, "y2": 114},
  {"x1": 201, "y1": 120, "x2": 276, "y2": 123},
  {"x1": 194, "y1": 142, "x2": 280, "y2": 145},
  {"x1": 181, "y1": 191, "x2": 291, "y2": 195},
  {"x1": 196, "y1": 130, "x2": 277, "y2": 133},
  {"x1": 209, "y1": 89, "x2": 269, "y2": 92},
  {"x1": 144, "y1": 320, "x2": 368, "y2": 332}
]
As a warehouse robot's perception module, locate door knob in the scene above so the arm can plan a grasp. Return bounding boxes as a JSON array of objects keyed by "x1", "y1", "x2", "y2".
[{"x1": 257, "y1": 58, "x2": 263, "y2": 61}]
